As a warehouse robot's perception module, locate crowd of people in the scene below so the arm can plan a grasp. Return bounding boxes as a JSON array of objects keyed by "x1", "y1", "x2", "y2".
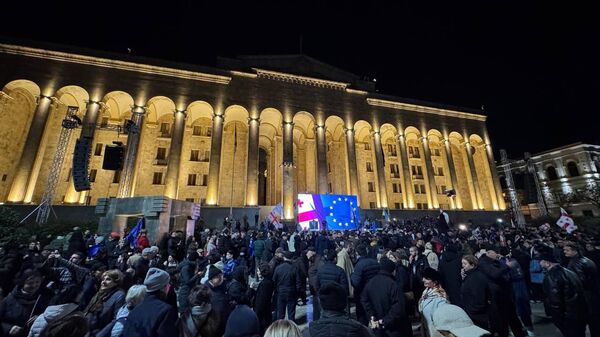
[{"x1": 0, "y1": 210, "x2": 599, "y2": 337}]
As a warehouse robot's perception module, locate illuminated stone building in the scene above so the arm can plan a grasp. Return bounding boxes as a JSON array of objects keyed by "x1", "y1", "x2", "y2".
[
  {"x1": 0, "y1": 43, "x2": 506, "y2": 221},
  {"x1": 498, "y1": 143, "x2": 600, "y2": 218}
]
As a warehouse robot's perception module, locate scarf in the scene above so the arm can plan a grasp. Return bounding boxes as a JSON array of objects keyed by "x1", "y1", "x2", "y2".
[
  {"x1": 185, "y1": 304, "x2": 212, "y2": 336},
  {"x1": 418, "y1": 286, "x2": 448, "y2": 312},
  {"x1": 85, "y1": 287, "x2": 115, "y2": 314}
]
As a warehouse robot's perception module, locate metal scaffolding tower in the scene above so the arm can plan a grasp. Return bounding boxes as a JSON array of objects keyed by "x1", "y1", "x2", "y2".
[
  {"x1": 500, "y1": 149, "x2": 527, "y2": 227},
  {"x1": 524, "y1": 152, "x2": 549, "y2": 217},
  {"x1": 117, "y1": 106, "x2": 145, "y2": 198},
  {"x1": 35, "y1": 106, "x2": 81, "y2": 224}
]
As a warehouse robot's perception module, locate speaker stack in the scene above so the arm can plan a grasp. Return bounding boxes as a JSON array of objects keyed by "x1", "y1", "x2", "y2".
[{"x1": 73, "y1": 138, "x2": 92, "y2": 191}]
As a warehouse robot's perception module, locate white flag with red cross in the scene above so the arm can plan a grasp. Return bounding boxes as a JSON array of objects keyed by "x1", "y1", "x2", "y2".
[{"x1": 556, "y1": 208, "x2": 577, "y2": 234}]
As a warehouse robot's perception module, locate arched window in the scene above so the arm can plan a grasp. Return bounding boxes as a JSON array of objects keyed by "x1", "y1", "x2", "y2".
[
  {"x1": 567, "y1": 161, "x2": 580, "y2": 177},
  {"x1": 546, "y1": 166, "x2": 558, "y2": 180}
]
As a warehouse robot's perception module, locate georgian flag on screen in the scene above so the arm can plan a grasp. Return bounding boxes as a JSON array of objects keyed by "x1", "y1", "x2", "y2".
[{"x1": 556, "y1": 208, "x2": 577, "y2": 234}]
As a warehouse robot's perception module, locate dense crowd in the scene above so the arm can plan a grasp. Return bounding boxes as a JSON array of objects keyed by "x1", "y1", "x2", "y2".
[{"x1": 0, "y1": 210, "x2": 599, "y2": 337}]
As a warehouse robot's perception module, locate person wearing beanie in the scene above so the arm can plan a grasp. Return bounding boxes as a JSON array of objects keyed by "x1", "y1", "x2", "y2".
[
  {"x1": 304, "y1": 282, "x2": 374, "y2": 337},
  {"x1": 361, "y1": 257, "x2": 412, "y2": 337},
  {"x1": 177, "y1": 251, "x2": 201, "y2": 313},
  {"x1": 204, "y1": 266, "x2": 232, "y2": 332},
  {"x1": 537, "y1": 245, "x2": 587, "y2": 337},
  {"x1": 122, "y1": 268, "x2": 177, "y2": 337},
  {"x1": 223, "y1": 300, "x2": 260, "y2": 337}
]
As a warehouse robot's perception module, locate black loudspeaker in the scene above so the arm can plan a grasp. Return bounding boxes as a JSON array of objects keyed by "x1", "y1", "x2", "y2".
[
  {"x1": 73, "y1": 138, "x2": 91, "y2": 191},
  {"x1": 524, "y1": 173, "x2": 538, "y2": 204},
  {"x1": 102, "y1": 145, "x2": 124, "y2": 170}
]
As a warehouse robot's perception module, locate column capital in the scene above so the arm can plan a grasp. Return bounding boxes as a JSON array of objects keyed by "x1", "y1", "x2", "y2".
[
  {"x1": 344, "y1": 127, "x2": 354, "y2": 134},
  {"x1": 248, "y1": 116, "x2": 260, "y2": 124},
  {"x1": 315, "y1": 124, "x2": 326, "y2": 131},
  {"x1": 131, "y1": 104, "x2": 147, "y2": 114},
  {"x1": 282, "y1": 120, "x2": 294, "y2": 127},
  {"x1": 396, "y1": 133, "x2": 405, "y2": 140},
  {"x1": 442, "y1": 138, "x2": 450, "y2": 143},
  {"x1": 370, "y1": 129, "x2": 380, "y2": 136},
  {"x1": 212, "y1": 113, "x2": 224, "y2": 120},
  {"x1": 173, "y1": 109, "x2": 187, "y2": 117}
]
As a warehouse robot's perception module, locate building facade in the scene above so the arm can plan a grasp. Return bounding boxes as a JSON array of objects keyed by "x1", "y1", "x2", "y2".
[
  {"x1": 0, "y1": 43, "x2": 506, "y2": 220},
  {"x1": 498, "y1": 143, "x2": 600, "y2": 218}
]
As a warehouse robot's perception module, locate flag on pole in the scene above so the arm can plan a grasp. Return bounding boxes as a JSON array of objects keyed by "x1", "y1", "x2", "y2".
[
  {"x1": 88, "y1": 244, "x2": 101, "y2": 257},
  {"x1": 382, "y1": 208, "x2": 390, "y2": 223},
  {"x1": 556, "y1": 208, "x2": 577, "y2": 234},
  {"x1": 126, "y1": 217, "x2": 144, "y2": 248},
  {"x1": 267, "y1": 203, "x2": 283, "y2": 229}
]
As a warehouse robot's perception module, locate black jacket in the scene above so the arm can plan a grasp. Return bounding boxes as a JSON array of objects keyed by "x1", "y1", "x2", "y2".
[
  {"x1": 0, "y1": 286, "x2": 51, "y2": 336},
  {"x1": 438, "y1": 247, "x2": 463, "y2": 306},
  {"x1": 254, "y1": 277, "x2": 274, "y2": 333},
  {"x1": 122, "y1": 292, "x2": 178, "y2": 337},
  {"x1": 273, "y1": 260, "x2": 301, "y2": 294},
  {"x1": 460, "y1": 267, "x2": 491, "y2": 324},
  {"x1": 409, "y1": 254, "x2": 429, "y2": 292},
  {"x1": 350, "y1": 257, "x2": 380, "y2": 295},
  {"x1": 304, "y1": 310, "x2": 374, "y2": 337},
  {"x1": 316, "y1": 261, "x2": 348, "y2": 295},
  {"x1": 543, "y1": 265, "x2": 586, "y2": 322},
  {"x1": 566, "y1": 254, "x2": 600, "y2": 316},
  {"x1": 360, "y1": 271, "x2": 412, "y2": 336}
]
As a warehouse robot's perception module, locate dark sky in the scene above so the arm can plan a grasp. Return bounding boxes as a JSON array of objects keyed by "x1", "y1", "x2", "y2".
[{"x1": 1, "y1": 1, "x2": 598, "y2": 158}]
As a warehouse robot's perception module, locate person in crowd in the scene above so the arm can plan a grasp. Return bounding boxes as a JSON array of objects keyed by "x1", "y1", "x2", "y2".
[
  {"x1": 253, "y1": 233, "x2": 266, "y2": 264},
  {"x1": 478, "y1": 245, "x2": 526, "y2": 337},
  {"x1": 438, "y1": 242, "x2": 463, "y2": 306},
  {"x1": 431, "y1": 304, "x2": 490, "y2": 337},
  {"x1": 104, "y1": 285, "x2": 146, "y2": 337},
  {"x1": 135, "y1": 230, "x2": 150, "y2": 251},
  {"x1": 419, "y1": 267, "x2": 449, "y2": 337},
  {"x1": 460, "y1": 255, "x2": 491, "y2": 331},
  {"x1": 223, "y1": 283, "x2": 260, "y2": 337},
  {"x1": 0, "y1": 268, "x2": 52, "y2": 337},
  {"x1": 265, "y1": 319, "x2": 302, "y2": 337},
  {"x1": 335, "y1": 241, "x2": 354, "y2": 303},
  {"x1": 204, "y1": 266, "x2": 231, "y2": 331},
  {"x1": 304, "y1": 282, "x2": 374, "y2": 337},
  {"x1": 83, "y1": 269, "x2": 125, "y2": 337},
  {"x1": 409, "y1": 245, "x2": 429, "y2": 307},
  {"x1": 361, "y1": 257, "x2": 412, "y2": 337},
  {"x1": 563, "y1": 241, "x2": 600, "y2": 337},
  {"x1": 270, "y1": 248, "x2": 285, "y2": 272},
  {"x1": 423, "y1": 242, "x2": 439, "y2": 271},
  {"x1": 351, "y1": 244, "x2": 380, "y2": 325},
  {"x1": 537, "y1": 245, "x2": 587, "y2": 337},
  {"x1": 38, "y1": 314, "x2": 89, "y2": 337},
  {"x1": 273, "y1": 251, "x2": 301, "y2": 321},
  {"x1": 177, "y1": 251, "x2": 201, "y2": 313},
  {"x1": 122, "y1": 268, "x2": 177, "y2": 337},
  {"x1": 505, "y1": 253, "x2": 534, "y2": 336},
  {"x1": 254, "y1": 263, "x2": 275, "y2": 334},
  {"x1": 316, "y1": 249, "x2": 348, "y2": 298},
  {"x1": 28, "y1": 285, "x2": 81, "y2": 337},
  {"x1": 178, "y1": 284, "x2": 223, "y2": 337}
]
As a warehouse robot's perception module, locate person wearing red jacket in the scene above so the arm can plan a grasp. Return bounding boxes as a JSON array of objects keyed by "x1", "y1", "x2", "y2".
[{"x1": 136, "y1": 230, "x2": 150, "y2": 250}]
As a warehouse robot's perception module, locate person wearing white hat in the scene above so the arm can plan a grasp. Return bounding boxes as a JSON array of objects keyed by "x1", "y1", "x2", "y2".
[{"x1": 432, "y1": 304, "x2": 491, "y2": 337}]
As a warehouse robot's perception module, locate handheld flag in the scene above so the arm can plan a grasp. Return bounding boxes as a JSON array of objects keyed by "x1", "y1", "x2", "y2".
[
  {"x1": 556, "y1": 208, "x2": 577, "y2": 234},
  {"x1": 126, "y1": 217, "x2": 144, "y2": 248},
  {"x1": 88, "y1": 244, "x2": 101, "y2": 257}
]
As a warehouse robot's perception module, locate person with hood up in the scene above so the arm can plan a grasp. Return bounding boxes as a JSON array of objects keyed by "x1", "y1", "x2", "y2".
[
  {"x1": 0, "y1": 268, "x2": 52, "y2": 337},
  {"x1": 28, "y1": 285, "x2": 81, "y2": 337}
]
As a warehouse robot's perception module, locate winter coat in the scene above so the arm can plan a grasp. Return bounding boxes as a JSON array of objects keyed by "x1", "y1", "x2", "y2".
[
  {"x1": 304, "y1": 310, "x2": 374, "y2": 337},
  {"x1": 223, "y1": 259, "x2": 237, "y2": 280},
  {"x1": 360, "y1": 271, "x2": 412, "y2": 337},
  {"x1": 424, "y1": 249, "x2": 439, "y2": 270},
  {"x1": 316, "y1": 261, "x2": 348, "y2": 295},
  {"x1": 177, "y1": 306, "x2": 223, "y2": 337},
  {"x1": 28, "y1": 303, "x2": 78, "y2": 337},
  {"x1": 566, "y1": 254, "x2": 600, "y2": 317},
  {"x1": 0, "y1": 286, "x2": 51, "y2": 336},
  {"x1": 543, "y1": 265, "x2": 586, "y2": 323},
  {"x1": 409, "y1": 254, "x2": 429, "y2": 294},
  {"x1": 0, "y1": 252, "x2": 20, "y2": 295},
  {"x1": 351, "y1": 257, "x2": 380, "y2": 296},
  {"x1": 253, "y1": 239, "x2": 266, "y2": 260},
  {"x1": 85, "y1": 288, "x2": 125, "y2": 337},
  {"x1": 254, "y1": 277, "x2": 274, "y2": 333},
  {"x1": 135, "y1": 235, "x2": 150, "y2": 251},
  {"x1": 438, "y1": 248, "x2": 463, "y2": 306},
  {"x1": 315, "y1": 236, "x2": 330, "y2": 256},
  {"x1": 273, "y1": 260, "x2": 301, "y2": 294},
  {"x1": 109, "y1": 305, "x2": 131, "y2": 337},
  {"x1": 122, "y1": 292, "x2": 178, "y2": 337},
  {"x1": 529, "y1": 259, "x2": 544, "y2": 284},
  {"x1": 419, "y1": 288, "x2": 449, "y2": 337},
  {"x1": 177, "y1": 259, "x2": 200, "y2": 312},
  {"x1": 460, "y1": 267, "x2": 491, "y2": 328},
  {"x1": 204, "y1": 280, "x2": 232, "y2": 330},
  {"x1": 336, "y1": 248, "x2": 354, "y2": 298}
]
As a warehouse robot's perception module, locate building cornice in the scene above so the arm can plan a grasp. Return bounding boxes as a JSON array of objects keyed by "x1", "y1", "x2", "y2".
[
  {"x1": 253, "y1": 68, "x2": 349, "y2": 90},
  {"x1": 0, "y1": 43, "x2": 232, "y2": 85},
  {"x1": 366, "y1": 98, "x2": 487, "y2": 121}
]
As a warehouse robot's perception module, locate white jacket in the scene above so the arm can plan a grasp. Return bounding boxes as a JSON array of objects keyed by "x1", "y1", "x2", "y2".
[
  {"x1": 28, "y1": 303, "x2": 78, "y2": 337},
  {"x1": 424, "y1": 249, "x2": 439, "y2": 270}
]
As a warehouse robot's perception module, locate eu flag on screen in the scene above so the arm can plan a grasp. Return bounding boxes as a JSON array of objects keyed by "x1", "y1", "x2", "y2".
[{"x1": 126, "y1": 217, "x2": 144, "y2": 248}]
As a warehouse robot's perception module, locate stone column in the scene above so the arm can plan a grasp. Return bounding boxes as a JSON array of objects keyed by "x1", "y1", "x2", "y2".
[
  {"x1": 64, "y1": 100, "x2": 102, "y2": 203},
  {"x1": 372, "y1": 130, "x2": 388, "y2": 208},
  {"x1": 344, "y1": 128, "x2": 360, "y2": 200},
  {"x1": 246, "y1": 117, "x2": 260, "y2": 206},
  {"x1": 465, "y1": 141, "x2": 484, "y2": 209},
  {"x1": 206, "y1": 113, "x2": 224, "y2": 205},
  {"x1": 117, "y1": 105, "x2": 146, "y2": 198},
  {"x1": 485, "y1": 144, "x2": 505, "y2": 210},
  {"x1": 421, "y1": 136, "x2": 439, "y2": 209},
  {"x1": 164, "y1": 109, "x2": 186, "y2": 199},
  {"x1": 7, "y1": 95, "x2": 52, "y2": 203},
  {"x1": 315, "y1": 124, "x2": 329, "y2": 194},
  {"x1": 282, "y1": 121, "x2": 295, "y2": 220},
  {"x1": 442, "y1": 138, "x2": 462, "y2": 209},
  {"x1": 397, "y1": 134, "x2": 413, "y2": 208}
]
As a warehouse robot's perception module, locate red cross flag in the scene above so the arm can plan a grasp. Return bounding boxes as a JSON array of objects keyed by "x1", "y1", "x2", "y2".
[{"x1": 556, "y1": 208, "x2": 577, "y2": 234}]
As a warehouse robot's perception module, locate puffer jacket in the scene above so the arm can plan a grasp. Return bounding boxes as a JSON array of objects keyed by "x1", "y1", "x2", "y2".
[
  {"x1": 424, "y1": 249, "x2": 439, "y2": 271},
  {"x1": 543, "y1": 265, "x2": 586, "y2": 322},
  {"x1": 28, "y1": 303, "x2": 78, "y2": 337},
  {"x1": 350, "y1": 257, "x2": 380, "y2": 295},
  {"x1": 304, "y1": 310, "x2": 374, "y2": 337},
  {"x1": 316, "y1": 261, "x2": 348, "y2": 295},
  {"x1": 253, "y1": 239, "x2": 266, "y2": 260},
  {"x1": 0, "y1": 286, "x2": 51, "y2": 336}
]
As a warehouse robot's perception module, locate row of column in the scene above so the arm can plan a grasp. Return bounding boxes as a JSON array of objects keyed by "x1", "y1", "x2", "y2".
[{"x1": 7, "y1": 96, "x2": 504, "y2": 215}]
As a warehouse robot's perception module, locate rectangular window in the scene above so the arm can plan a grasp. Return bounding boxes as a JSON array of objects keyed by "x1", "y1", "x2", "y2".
[
  {"x1": 202, "y1": 150, "x2": 210, "y2": 162},
  {"x1": 420, "y1": 184, "x2": 426, "y2": 194},
  {"x1": 206, "y1": 127, "x2": 212, "y2": 137},
  {"x1": 187, "y1": 174, "x2": 197, "y2": 186},
  {"x1": 112, "y1": 170, "x2": 121, "y2": 184},
  {"x1": 368, "y1": 182, "x2": 375, "y2": 192},
  {"x1": 156, "y1": 147, "x2": 167, "y2": 160},
  {"x1": 364, "y1": 142, "x2": 371, "y2": 150},
  {"x1": 366, "y1": 162, "x2": 373, "y2": 172},
  {"x1": 193, "y1": 125, "x2": 202, "y2": 136},
  {"x1": 390, "y1": 164, "x2": 400, "y2": 178},
  {"x1": 153, "y1": 172, "x2": 163, "y2": 185},
  {"x1": 328, "y1": 163, "x2": 331, "y2": 173},
  {"x1": 328, "y1": 183, "x2": 333, "y2": 193},
  {"x1": 160, "y1": 122, "x2": 171, "y2": 137},
  {"x1": 89, "y1": 169, "x2": 97, "y2": 183},
  {"x1": 409, "y1": 146, "x2": 420, "y2": 158},
  {"x1": 190, "y1": 150, "x2": 199, "y2": 161},
  {"x1": 417, "y1": 203, "x2": 424, "y2": 210},
  {"x1": 94, "y1": 143, "x2": 103, "y2": 156},
  {"x1": 1, "y1": 174, "x2": 6, "y2": 182},
  {"x1": 437, "y1": 167, "x2": 444, "y2": 176},
  {"x1": 387, "y1": 144, "x2": 397, "y2": 156},
  {"x1": 394, "y1": 202, "x2": 401, "y2": 209},
  {"x1": 393, "y1": 183, "x2": 401, "y2": 193},
  {"x1": 369, "y1": 202, "x2": 377, "y2": 209},
  {"x1": 201, "y1": 174, "x2": 208, "y2": 186},
  {"x1": 414, "y1": 184, "x2": 419, "y2": 194},
  {"x1": 439, "y1": 185, "x2": 447, "y2": 194},
  {"x1": 185, "y1": 198, "x2": 195, "y2": 203},
  {"x1": 434, "y1": 148, "x2": 441, "y2": 156}
]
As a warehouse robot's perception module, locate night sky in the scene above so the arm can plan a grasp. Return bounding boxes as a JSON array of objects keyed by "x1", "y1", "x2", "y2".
[{"x1": 1, "y1": 2, "x2": 597, "y2": 158}]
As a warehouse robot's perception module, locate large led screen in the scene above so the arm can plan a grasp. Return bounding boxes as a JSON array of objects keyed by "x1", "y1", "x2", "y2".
[{"x1": 297, "y1": 194, "x2": 359, "y2": 231}]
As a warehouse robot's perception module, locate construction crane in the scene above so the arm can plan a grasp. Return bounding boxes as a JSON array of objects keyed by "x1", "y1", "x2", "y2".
[{"x1": 500, "y1": 149, "x2": 527, "y2": 227}]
